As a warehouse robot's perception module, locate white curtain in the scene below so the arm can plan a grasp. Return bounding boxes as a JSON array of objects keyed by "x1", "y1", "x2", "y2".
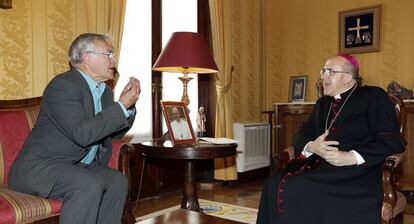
[
  {"x1": 161, "y1": 0, "x2": 198, "y2": 133},
  {"x1": 116, "y1": 0, "x2": 152, "y2": 143}
]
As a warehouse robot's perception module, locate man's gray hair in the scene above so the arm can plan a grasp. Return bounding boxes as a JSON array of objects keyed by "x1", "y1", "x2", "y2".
[{"x1": 68, "y1": 33, "x2": 111, "y2": 66}]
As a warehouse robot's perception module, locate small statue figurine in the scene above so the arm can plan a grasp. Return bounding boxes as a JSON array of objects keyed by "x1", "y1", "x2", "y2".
[
  {"x1": 196, "y1": 106, "x2": 206, "y2": 137},
  {"x1": 387, "y1": 81, "x2": 413, "y2": 99},
  {"x1": 315, "y1": 78, "x2": 324, "y2": 98}
]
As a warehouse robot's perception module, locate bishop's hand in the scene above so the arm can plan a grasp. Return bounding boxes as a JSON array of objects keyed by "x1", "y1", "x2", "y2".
[
  {"x1": 307, "y1": 130, "x2": 339, "y2": 158},
  {"x1": 324, "y1": 149, "x2": 358, "y2": 166},
  {"x1": 307, "y1": 130, "x2": 358, "y2": 166}
]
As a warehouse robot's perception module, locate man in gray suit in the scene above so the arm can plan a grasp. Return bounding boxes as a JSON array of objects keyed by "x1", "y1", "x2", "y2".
[{"x1": 8, "y1": 33, "x2": 140, "y2": 224}]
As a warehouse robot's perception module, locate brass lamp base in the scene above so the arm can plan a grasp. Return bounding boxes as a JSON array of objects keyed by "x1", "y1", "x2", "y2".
[{"x1": 178, "y1": 73, "x2": 193, "y2": 106}]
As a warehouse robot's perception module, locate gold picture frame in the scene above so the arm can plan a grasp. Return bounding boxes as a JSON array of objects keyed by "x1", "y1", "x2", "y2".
[
  {"x1": 339, "y1": 5, "x2": 381, "y2": 54},
  {"x1": 161, "y1": 101, "x2": 196, "y2": 145},
  {"x1": 0, "y1": 0, "x2": 12, "y2": 9},
  {"x1": 288, "y1": 76, "x2": 307, "y2": 102}
]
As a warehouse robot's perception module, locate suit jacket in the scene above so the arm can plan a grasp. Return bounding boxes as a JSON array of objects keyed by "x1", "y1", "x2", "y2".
[{"x1": 8, "y1": 69, "x2": 135, "y2": 198}]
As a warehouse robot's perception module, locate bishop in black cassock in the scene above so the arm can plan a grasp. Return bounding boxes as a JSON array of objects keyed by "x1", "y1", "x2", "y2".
[{"x1": 257, "y1": 54, "x2": 405, "y2": 224}]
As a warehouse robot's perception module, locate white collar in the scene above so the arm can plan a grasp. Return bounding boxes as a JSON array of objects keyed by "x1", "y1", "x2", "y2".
[{"x1": 334, "y1": 85, "x2": 354, "y2": 99}]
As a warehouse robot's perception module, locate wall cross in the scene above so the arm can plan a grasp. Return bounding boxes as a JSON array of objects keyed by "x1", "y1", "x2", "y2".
[{"x1": 348, "y1": 18, "x2": 369, "y2": 44}]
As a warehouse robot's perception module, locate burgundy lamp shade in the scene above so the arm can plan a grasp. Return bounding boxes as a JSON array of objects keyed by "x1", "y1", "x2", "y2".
[{"x1": 153, "y1": 32, "x2": 218, "y2": 74}]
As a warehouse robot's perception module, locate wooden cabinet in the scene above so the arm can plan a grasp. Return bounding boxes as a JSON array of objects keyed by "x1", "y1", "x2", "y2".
[
  {"x1": 273, "y1": 101, "x2": 414, "y2": 190},
  {"x1": 400, "y1": 100, "x2": 414, "y2": 190},
  {"x1": 273, "y1": 102, "x2": 314, "y2": 170}
]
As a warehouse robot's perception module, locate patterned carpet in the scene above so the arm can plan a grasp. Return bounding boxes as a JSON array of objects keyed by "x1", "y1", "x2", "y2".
[
  {"x1": 199, "y1": 199, "x2": 257, "y2": 223},
  {"x1": 135, "y1": 199, "x2": 257, "y2": 224}
]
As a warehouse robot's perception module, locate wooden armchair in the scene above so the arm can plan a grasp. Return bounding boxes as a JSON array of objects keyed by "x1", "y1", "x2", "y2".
[
  {"x1": 276, "y1": 94, "x2": 407, "y2": 224},
  {"x1": 0, "y1": 97, "x2": 136, "y2": 224}
]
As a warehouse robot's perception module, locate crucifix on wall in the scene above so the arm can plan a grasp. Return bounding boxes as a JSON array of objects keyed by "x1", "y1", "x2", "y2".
[
  {"x1": 348, "y1": 18, "x2": 370, "y2": 44},
  {"x1": 0, "y1": 0, "x2": 12, "y2": 9},
  {"x1": 339, "y1": 5, "x2": 380, "y2": 54}
]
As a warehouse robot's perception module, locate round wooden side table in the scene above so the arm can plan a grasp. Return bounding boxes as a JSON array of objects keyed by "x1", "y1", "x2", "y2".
[{"x1": 138, "y1": 141, "x2": 237, "y2": 211}]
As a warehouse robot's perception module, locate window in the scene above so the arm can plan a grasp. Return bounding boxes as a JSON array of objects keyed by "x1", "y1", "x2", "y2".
[
  {"x1": 116, "y1": 0, "x2": 152, "y2": 143},
  {"x1": 116, "y1": 0, "x2": 199, "y2": 142},
  {"x1": 162, "y1": 0, "x2": 198, "y2": 132}
]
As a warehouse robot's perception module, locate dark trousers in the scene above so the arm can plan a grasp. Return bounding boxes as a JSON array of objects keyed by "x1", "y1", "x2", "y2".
[{"x1": 48, "y1": 162, "x2": 128, "y2": 224}]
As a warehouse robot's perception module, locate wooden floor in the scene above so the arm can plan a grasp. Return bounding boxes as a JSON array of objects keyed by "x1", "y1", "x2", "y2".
[
  {"x1": 132, "y1": 179, "x2": 263, "y2": 218},
  {"x1": 131, "y1": 178, "x2": 414, "y2": 223}
]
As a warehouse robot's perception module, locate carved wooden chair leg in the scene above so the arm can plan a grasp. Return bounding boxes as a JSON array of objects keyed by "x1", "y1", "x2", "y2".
[{"x1": 122, "y1": 200, "x2": 136, "y2": 224}]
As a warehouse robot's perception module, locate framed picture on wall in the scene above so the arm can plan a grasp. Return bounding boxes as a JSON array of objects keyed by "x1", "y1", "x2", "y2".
[
  {"x1": 0, "y1": 0, "x2": 12, "y2": 9},
  {"x1": 339, "y1": 5, "x2": 381, "y2": 54},
  {"x1": 161, "y1": 101, "x2": 197, "y2": 145},
  {"x1": 289, "y1": 76, "x2": 307, "y2": 102}
]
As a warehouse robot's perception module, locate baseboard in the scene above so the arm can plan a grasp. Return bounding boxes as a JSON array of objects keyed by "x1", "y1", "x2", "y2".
[{"x1": 236, "y1": 166, "x2": 270, "y2": 184}]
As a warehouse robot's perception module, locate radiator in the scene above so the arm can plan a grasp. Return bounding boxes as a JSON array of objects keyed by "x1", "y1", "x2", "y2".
[{"x1": 233, "y1": 122, "x2": 270, "y2": 172}]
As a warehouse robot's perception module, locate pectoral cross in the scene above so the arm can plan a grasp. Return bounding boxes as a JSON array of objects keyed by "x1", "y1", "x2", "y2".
[{"x1": 348, "y1": 18, "x2": 369, "y2": 44}]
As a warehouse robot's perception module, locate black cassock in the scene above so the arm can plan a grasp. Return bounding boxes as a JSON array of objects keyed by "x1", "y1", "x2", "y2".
[{"x1": 257, "y1": 85, "x2": 405, "y2": 224}]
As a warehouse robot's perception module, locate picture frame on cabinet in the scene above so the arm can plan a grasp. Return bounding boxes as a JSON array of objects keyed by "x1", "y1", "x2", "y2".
[{"x1": 288, "y1": 76, "x2": 307, "y2": 102}]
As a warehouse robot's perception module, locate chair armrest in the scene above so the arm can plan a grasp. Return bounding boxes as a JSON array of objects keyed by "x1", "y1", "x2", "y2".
[
  {"x1": 386, "y1": 152, "x2": 405, "y2": 168},
  {"x1": 108, "y1": 140, "x2": 124, "y2": 169},
  {"x1": 276, "y1": 146, "x2": 295, "y2": 169},
  {"x1": 109, "y1": 142, "x2": 142, "y2": 193},
  {"x1": 382, "y1": 152, "x2": 405, "y2": 208}
]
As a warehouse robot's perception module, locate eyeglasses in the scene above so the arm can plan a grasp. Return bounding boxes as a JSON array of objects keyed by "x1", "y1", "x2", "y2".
[
  {"x1": 320, "y1": 68, "x2": 349, "y2": 76},
  {"x1": 87, "y1": 51, "x2": 115, "y2": 59}
]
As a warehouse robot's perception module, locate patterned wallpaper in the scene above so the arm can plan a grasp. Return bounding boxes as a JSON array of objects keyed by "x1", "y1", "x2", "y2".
[
  {"x1": 264, "y1": 0, "x2": 414, "y2": 109},
  {"x1": 48, "y1": 0, "x2": 74, "y2": 76},
  {"x1": 231, "y1": 0, "x2": 263, "y2": 123},
  {"x1": 229, "y1": 0, "x2": 414, "y2": 123},
  {"x1": 0, "y1": 0, "x2": 86, "y2": 99},
  {"x1": 2, "y1": 0, "x2": 414, "y2": 126},
  {"x1": 0, "y1": 0, "x2": 29, "y2": 98}
]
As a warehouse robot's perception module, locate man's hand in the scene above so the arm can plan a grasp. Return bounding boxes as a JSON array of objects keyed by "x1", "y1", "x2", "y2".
[
  {"x1": 307, "y1": 130, "x2": 358, "y2": 166},
  {"x1": 324, "y1": 149, "x2": 358, "y2": 166},
  {"x1": 307, "y1": 131, "x2": 339, "y2": 157},
  {"x1": 119, "y1": 77, "x2": 140, "y2": 109}
]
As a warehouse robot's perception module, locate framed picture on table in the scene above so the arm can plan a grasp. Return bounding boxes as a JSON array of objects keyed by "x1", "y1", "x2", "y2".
[
  {"x1": 339, "y1": 5, "x2": 381, "y2": 54},
  {"x1": 161, "y1": 101, "x2": 196, "y2": 145},
  {"x1": 288, "y1": 76, "x2": 307, "y2": 102}
]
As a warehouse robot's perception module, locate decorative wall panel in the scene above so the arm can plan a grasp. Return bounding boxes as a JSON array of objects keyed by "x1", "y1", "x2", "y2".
[
  {"x1": 48, "y1": 0, "x2": 74, "y2": 76},
  {"x1": 0, "y1": 0, "x2": 110, "y2": 99},
  {"x1": 231, "y1": 0, "x2": 242, "y2": 122},
  {"x1": 231, "y1": 0, "x2": 263, "y2": 123},
  {"x1": 0, "y1": 0, "x2": 29, "y2": 98},
  {"x1": 245, "y1": 0, "x2": 260, "y2": 122},
  {"x1": 378, "y1": 3, "x2": 401, "y2": 88},
  {"x1": 265, "y1": 0, "x2": 283, "y2": 107}
]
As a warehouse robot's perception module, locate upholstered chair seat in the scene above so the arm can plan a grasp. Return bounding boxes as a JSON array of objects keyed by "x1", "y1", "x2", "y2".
[{"x1": 0, "y1": 97, "x2": 136, "y2": 224}]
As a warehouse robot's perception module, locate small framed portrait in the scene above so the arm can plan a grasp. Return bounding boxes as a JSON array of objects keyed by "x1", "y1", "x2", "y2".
[
  {"x1": 161, "y1": 101, "x2": 197, "y2": 145},
  {"x1": 339, "y1": 5, "x2": 381, "y2": 54},
  {"x1": 289, "y1": 76, "x2": 307, "y2": 102}
]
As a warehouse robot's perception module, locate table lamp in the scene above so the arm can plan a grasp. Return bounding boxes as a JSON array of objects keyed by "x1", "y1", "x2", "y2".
[{"x1": 153, "y1": 32, "x2": 218, "y2": 105}]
